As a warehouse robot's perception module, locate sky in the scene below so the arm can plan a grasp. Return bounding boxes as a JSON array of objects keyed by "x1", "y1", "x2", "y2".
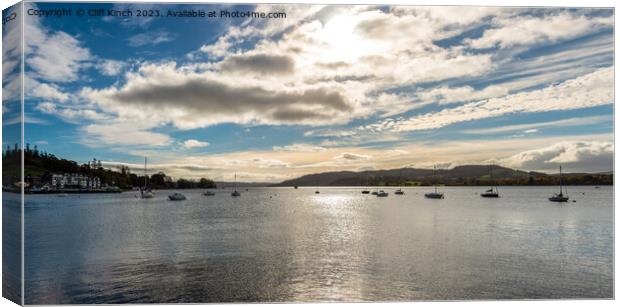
[{"x1": 2, "y1": 2, "x2": 615, "y2": 182}]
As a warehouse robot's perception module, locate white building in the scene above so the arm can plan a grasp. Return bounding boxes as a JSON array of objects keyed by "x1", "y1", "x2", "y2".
[{"x1": 51, "y1": 174, "x2": 101, "y2": 189}]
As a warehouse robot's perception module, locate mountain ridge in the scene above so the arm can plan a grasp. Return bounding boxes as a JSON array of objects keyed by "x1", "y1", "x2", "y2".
[{"x1": 273, "y1": 165, "x2": 613, "y2": 187}]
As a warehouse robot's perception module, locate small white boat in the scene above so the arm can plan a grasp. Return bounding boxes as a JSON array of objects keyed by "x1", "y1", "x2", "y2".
[
  {"x1": 203, "y1": 191, "x2": 215, "y2": 196},
  {"x1": 168, "y1": 192, "x2": 186, "y2": 201},
  {"x1": 140, "y1": 189, "x2": 154, "y2": 198},
  {"x1": 376, "y1": 190, "x2": 388, "y2": 197},
  {"x1": 140, "y1": 157, "x2": 154, "y2": 199}
]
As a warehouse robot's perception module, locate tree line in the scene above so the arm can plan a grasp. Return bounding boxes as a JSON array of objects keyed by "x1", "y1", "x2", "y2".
[{"x1": 2, "y1": 144, "x2": 216, "y2": 190}]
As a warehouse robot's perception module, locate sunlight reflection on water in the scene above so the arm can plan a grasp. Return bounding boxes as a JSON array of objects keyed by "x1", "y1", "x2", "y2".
[{"x1": 23, "y1": 186, "x2": 613, "y2": 303}]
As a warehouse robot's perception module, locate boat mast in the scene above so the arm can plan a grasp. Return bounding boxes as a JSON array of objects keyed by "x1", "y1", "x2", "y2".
[
  {"x1": 559, "y1": 165, "x2": 563, "y2": 195},
  {"x1": 144, "y1": 157, "x2": 147, "y2": 189},
  {"x1": 434, "y1": 165, "x2": 438, "y2": 193},
  {"x1": 489, "y1": 164, "x2": 495, "y2": 192}
]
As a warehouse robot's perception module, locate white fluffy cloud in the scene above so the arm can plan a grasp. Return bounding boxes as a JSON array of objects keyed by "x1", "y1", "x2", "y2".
[
  {"x1": 273, "y1": 143, "x2": 327, "y2": 152},
  {"x1": 127, "y1": 31, "x2": 176, "y2": 47},
  {"x1": 96, "y1": 59, "x2": 126, "y2": 76},
  {"x1": 27, "y1": 77, "x2": 70, "y2": 102},
  {"x1": 25, "y1": 13, "x2": 91, "y2": 82},
  {"x1": 467, "y1": 12, "x2": 613, "y2": 49},
  {"x1": 417, "y1": 85, "x2": 509, "y2": 105},
  {"x1": 392, "y1": 66, "x2": 613, "y2": 132},
  {"x1": 502, "y1": 141, "x2": 613, "y2": 172},
  {"x1": 183, "y1": 139, "x2": 210, "y2": 149},
  {"x1": 80, "y1": 122, "x2": 171, "y2": 147}
]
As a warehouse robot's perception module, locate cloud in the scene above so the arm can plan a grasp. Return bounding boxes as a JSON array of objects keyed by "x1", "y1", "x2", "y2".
[
  {"x1": 80, "y1": 122, "x2": 172, "y2": 147},
  {"x1": 334, "y1": 152, "x2": 372, "y2": 161},
  {"x1": 96, "y1": 59, "x2": 126, "y2": 76},
  {"x1": 27, "y1": 77, "x2": 70, "y2": 102},
  {"x1": 183, "y1": 139, "x2": 210, "y2": 149},
  {"x1": 392, "y1": 67, "x2": 613, "y2": 132},
  {"x1": 251, "y1": 157, "x2": 291, "y2": 168},
  {"x1": 462, "y1": 115, "x2": 612, "y2": 135},
  {"x1": 126, "y1": 31, "x2": 176, "y2": 47},
  {"x1": 36, "y1": 102, "x2": 56, "y2": 113},
  {"x1": 220, "y1": 53, "x2": 295, "y2": 75},
  {"x1": 417, "y1": 85, "x2": 509, "y2": 105},
  {"x1": 2, "y1": 4, "x2": 22, "y2": 103},
  {"x1": 467, "y1": 12, "x2": 613, "y2": 49},
  {"x1": 199, "y1": 35, "x2": 234, "y2": 58},
  {"x1": 273, "y1": 143, "x2": 327, "y2": 152},
  {"x1": 36, "y1": 101, "x2": 111, "y2": 124},
  {"x1": 32, "y1": 83, "x2": 69, "y2": 102},
  {"x1": 81, "y1": 62, "x2": 355, "y2": 129},
  {"x1": 502, "y1": 141, "x2": 613, "y2": 172},
  {"x1": 25, "y1": 11, "x2": 92, "y2": 82}
]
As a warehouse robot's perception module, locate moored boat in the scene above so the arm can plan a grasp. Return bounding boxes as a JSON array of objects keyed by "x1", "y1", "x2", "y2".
[
  {"x1": 425, "y1": 165, "x2": 444, "y2": 199},
  {"x1": 168, "y1": 192, "x2": 186, "y2": 201},
  {"x1": 481, "y1": 164, "x2": 499, "y2": 198},
  {"x1": 140, "y1": 157, "x2": 154, "y2": 199},
  {"x1": 231, "y1": 173, "x2": 241, "y2": 197},
  {"x1": 549, "y1": 165, "x2": 569, "y2": 202}
]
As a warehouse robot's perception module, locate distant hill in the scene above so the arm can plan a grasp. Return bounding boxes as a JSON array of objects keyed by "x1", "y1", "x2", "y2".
[{"x1": 274, "y1": 165, "x2": 613, "y2": 187}]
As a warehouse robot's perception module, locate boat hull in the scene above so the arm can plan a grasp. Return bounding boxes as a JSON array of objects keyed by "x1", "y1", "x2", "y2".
[
  {"x1": 168, "y1": 193, "x2": 186, "y2": 201},
  {"x1": 425, "y1": 193, "x2": 444, "y2": 199}
]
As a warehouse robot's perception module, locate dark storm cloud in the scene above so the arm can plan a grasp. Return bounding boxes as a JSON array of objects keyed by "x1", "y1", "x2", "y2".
[
  {"x1": 108, "y1": 76, "x2": 352, "y2": 124},
  {"x1": 220, "y1": 53, "x2": 295, "y2": 75}
]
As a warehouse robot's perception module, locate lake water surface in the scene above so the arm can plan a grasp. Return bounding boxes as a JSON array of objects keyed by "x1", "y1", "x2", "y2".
[{"x1": 22, "y1": 186, "x2": 613, "y2": 303}]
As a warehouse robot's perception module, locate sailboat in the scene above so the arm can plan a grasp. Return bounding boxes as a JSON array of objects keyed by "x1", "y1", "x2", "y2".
[
  {"x1": 424, "y1": 165, "x2": 444, "y2": 199},
  {"x1": 549, "y1": 165, "x2": 569, "y2": 202},
  {"x1": 481, "y1": 164, "x2": 499, "y2": 198},
  {"x1": 140, "y1": 157, "x2": 154, "y2": 199},
  {"x1": 168, "y1": 192, "x2": 186, "y2": 201},
  {"x1": 395, "y1": 170, "x2": 404, "y2": 195},
  {"x1": 362, "y1": 177, "x2": 371, "y2": 194},
  {"x1": 371, "y1": 185, "x2": 379, "y2": 195},
  {"x1": 231, "y1": 173, "x2": 241, "y2": 197}
]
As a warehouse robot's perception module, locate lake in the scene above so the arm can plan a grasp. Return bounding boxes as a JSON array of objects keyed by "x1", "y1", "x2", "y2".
[{"x1": 19, "y1": 186, "x2": 613, "y2": 303}]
